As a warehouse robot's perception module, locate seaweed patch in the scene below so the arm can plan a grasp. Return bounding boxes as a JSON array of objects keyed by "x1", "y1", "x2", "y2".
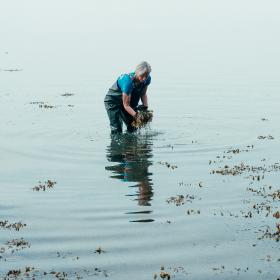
[{"x1": 32, "y1": 180, "x2": 57, "y2": 191}]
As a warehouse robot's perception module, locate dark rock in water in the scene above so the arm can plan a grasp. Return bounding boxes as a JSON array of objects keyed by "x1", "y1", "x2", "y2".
[{"x1": 29, "y1": 101, "x2": 44, "y2": 105}]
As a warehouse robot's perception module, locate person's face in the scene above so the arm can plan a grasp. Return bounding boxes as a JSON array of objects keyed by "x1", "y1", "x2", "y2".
[{"x1": 136, "y1": 73, "x2": 148, "y2": 83}]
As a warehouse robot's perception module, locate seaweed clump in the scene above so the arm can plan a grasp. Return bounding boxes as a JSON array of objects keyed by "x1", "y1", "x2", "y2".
[
  {"x1": 6, "y1": 238, "x2": 30, "y2": 252},
  {"x1": 94, "y1": 247, "x2": 105, "y2": 254},
  {"x1": 33, "y1": 180, "x2": 56, "y2": 191},
  {"x1": 132, "y1": 110, "x2": 153, "y2": 128},
  {"x1": 2, "y1": 267, "x2": 34, "y2": 279},
  {"x1": 259, "y1": 224, "x2": 280, "y2": 242},
  {"x1": 0, "y1": 220, "x2": 26, "y2": 231}
]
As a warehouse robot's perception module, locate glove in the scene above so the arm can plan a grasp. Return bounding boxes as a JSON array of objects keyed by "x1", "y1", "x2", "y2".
[{"x1": 136, "y1": 105, "x2": 148, "y2": 112}]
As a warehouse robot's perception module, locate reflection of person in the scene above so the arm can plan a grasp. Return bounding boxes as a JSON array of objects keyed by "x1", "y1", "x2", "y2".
[
  {"x1": 104, "y1": 61, "x2": 152, "y2": 134},
  {"x1": 105, "y1": 133, "x2": 153, "y2": 206}
]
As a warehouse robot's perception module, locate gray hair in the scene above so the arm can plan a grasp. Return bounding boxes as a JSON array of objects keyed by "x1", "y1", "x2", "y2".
[{"x1": 135, "y1": 61, "x2": 152, "y2": 76}]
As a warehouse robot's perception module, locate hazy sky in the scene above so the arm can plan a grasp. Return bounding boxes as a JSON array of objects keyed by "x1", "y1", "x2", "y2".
[
  {"x1": 1, "y1": 0, "x2": 279, "y2": 32},
  {"x1": 1, "y1": 0, "x2": 279, "y2": 82}
]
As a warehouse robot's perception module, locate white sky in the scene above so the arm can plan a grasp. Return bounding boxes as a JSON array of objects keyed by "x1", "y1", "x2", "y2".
[{"x1": 1, "y1": 0, "x2": 279, "y2": 82}]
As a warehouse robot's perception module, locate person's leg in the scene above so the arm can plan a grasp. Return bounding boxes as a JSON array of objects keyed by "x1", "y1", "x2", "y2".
[
  {"x1": 104, "y1": 102, "x2": 123, "y2": 134},
  {"x1": 120, "y1": 109, "x2": 137, "y2": 133},
  {"x1": 126, "y1": 124, "x2": 137, "y2": 133}
]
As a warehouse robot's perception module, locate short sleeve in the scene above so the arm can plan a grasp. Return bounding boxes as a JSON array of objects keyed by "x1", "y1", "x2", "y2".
[{"x1": 118, "y1": 74, "x2": 133, "y2": 95}]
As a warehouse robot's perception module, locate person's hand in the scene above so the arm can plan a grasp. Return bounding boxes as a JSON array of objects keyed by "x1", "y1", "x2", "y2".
[
  {"x1": 133, "y1": 111, "x2": 139, "y2": 120},
  {"x1": 136, "y1": 105, "x2": 148, "y2": 112}
]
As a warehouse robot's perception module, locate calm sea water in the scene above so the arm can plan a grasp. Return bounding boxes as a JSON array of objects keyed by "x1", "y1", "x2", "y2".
[{"x1": 1, "y1": 1, "x2": 280, "y2": 279}]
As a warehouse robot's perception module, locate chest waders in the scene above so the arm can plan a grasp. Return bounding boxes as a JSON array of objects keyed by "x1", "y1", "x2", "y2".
[{"x1": 104, "y1": 78, "x2": 145, "y2": 134}]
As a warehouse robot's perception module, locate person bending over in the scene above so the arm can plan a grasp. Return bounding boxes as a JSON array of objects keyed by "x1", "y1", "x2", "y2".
[{"x1": 104, "y1": 61, "x2": 152, "y2": 134}]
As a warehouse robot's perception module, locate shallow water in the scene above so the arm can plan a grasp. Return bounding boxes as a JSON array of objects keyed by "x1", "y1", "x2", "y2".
[{"x1": 1, "y1": 1, "x2": 280, "y2": 279}]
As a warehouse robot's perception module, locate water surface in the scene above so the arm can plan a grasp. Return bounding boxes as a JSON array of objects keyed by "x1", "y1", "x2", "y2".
[{"x1": 1, "y1": 1, "x2": 280, "y2": 279}]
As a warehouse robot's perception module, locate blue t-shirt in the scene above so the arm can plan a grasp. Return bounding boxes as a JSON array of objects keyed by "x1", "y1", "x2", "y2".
[{"x1": 117, "y1": 72, "x2": 151, "y2": 95}]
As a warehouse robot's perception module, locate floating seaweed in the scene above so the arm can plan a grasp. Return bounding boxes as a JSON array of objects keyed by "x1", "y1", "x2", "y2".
[
  {"x1": 257, "y1": 135, "x2": 274, "y2": 140},
  {"x1": 0, "y1": 220, "x2": 26, "y2": 231},
  {"x1": 2, "y1": 69, "x2": 22, "y2": 72},
  {"x1": 154, "y1": 266, "x2": 188, "y2": 280},
  {"x1": 186, "y1": 209, "x2": 201, "y2": 215},
  {"x1": 267, "y1": 190, "x2": 280, "y2": 200},
  {"x1": 61, "y1": 92, "x2": 74, "y2": 97},
  {"x1": 56, "y1": 251, "x2": 79, "y2": 261},
  {"x1": 1, "y1": 267, "x2": 109, "y2": 279},
  {"x1": 6, "y1": 238, "x2": 30, "y2": 252},
  {"x1": 2, "y1": 267, "x2": 34, "y2": 280},
  {"x1": 211, "y1": 162, "x2": 280, "y2": 176},
  {"x1": 39, "y1": 104, "x2": 56, "y2": 109},
  {"x1": 94, "y1": 247, "x2": 105, "y2": 254},
  {"x1": 273, "y1": 211, "x2": 280, "y2": 219},
  {"x1": 209, "y1": 145, "x2": 254, "y2": 164},
  {"x1": 154, "y1": 267, "x2": 170, "y2": 280},
  {"x1": 0, "y1": 238, "x2": 30, "y2": 261},
  {"x1": 158, "y1": 161, "x2": 177, "y2": 170},
  {"x1": 166, "y1": 194, "x2": 195, "y2": 206},
  {"x1": 33, "y1": 180, "x2": 56, "y2": 191},
  {"x1": 159, "y1": 271, "x2": 171, "y2": 280},
  {"x1": 211, "y1": 162, "x2": 249, "y2": 176},
  {"x1": 45, "y1": 270, "x2": 68, "y2": 279},
  {"x1": 259, "y1": 224, "x2": 280, "y2": 242}
]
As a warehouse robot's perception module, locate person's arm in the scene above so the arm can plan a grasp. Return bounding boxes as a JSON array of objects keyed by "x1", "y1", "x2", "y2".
[
  {"x1": 141, "y1": 86, "x2": 148, "y2": 107},
  {"x1": 122, "y1": 93, "x2": 137, "y2": 117}
]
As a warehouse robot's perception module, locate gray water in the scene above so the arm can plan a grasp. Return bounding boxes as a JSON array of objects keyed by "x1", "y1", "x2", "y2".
[{"x1": 1, "y1": 1, "x2": 280, "y2": 279}]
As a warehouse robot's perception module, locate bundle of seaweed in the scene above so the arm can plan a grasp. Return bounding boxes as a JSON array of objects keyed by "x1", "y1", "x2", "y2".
[{"x1": 132, "y1": 110, "x2": 153, "y2": 128}]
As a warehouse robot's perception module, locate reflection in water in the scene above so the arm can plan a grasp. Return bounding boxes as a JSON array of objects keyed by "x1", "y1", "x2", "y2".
[{"x1": 105, "y1": 133, "x2": 154, "y2": 222}]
